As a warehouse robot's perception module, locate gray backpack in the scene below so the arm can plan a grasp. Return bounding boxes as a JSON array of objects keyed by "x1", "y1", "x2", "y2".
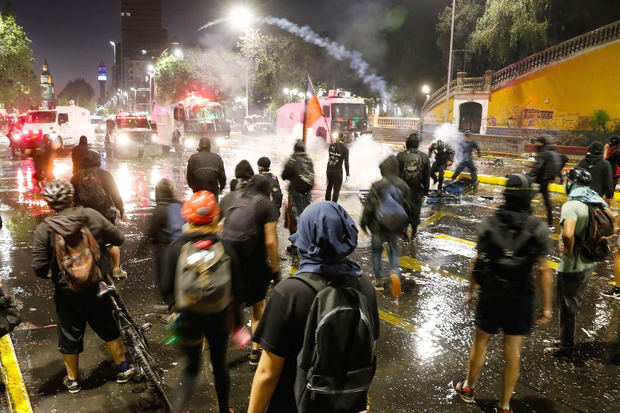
[{"x1": 175, "y1": 240, "x2": 232, "y2": 314}]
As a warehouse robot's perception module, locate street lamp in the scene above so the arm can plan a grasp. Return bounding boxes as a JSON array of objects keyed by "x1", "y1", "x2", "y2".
[
  {"x1": 228, "y1": 5, "x2": 255, "y2": 116},
  {"x1": 421, "y1": 84, "x2": 431, "y2": 101},
  {"x1": 147, "y1": 64, "x2": 156, "y2": 113},
  {"x1": 444, "y1": 0, "x2": 456, "y2": 123},
  {"x1": 172, "y1": 47, "x2": 183, "y2": 58}
]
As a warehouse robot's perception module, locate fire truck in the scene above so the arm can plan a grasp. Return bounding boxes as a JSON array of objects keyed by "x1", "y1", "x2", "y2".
[
  {"x1": 276, "y1": 90, "x2": 370, "y2": 143},
  {"x1": 151, "y1": 93, "x2": 230, "y2": 153}
]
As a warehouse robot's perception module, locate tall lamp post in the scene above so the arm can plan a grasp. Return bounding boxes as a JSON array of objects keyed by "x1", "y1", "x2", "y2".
[
  {"x1": 147, "y1": 64, "x2": 156, "y2": 113},
  {"x1": 443, "y1": 0, "x2": 456, "y2": 123},
  {"x1": 229, "y1": 5, "x2": 254, "y2": 117}
]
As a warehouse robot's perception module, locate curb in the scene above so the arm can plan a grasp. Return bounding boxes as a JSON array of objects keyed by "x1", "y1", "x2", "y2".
[{"x1": 0, "y1": 335, "x2": 32, "y2": 413}]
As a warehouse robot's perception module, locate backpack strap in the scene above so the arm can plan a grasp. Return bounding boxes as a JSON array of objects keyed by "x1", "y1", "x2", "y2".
[
  {"x1": 486, "y1": 215, "x2": 539, "y2": 254},
  {"x1": 290, "y1": 273, "x2": 329, "y2": 293}
]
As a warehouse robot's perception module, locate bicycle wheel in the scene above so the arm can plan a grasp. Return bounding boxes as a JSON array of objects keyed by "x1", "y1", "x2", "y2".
[{"x1": 118, "y1": 313, "x2": 172, "y2": 411}]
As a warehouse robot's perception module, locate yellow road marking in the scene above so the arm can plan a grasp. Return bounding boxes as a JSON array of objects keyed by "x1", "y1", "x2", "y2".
[
  {"x1": 378, "y1": 309, "x2": 415, "y2": 332},
  {"x1": 0, "y1": 335, "x2": 33, "y2": 413}
]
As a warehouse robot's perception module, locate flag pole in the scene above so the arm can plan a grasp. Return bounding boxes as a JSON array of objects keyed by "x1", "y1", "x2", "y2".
[{"x1": 302, "y1": 76, "x2": 309, "y2": 143}]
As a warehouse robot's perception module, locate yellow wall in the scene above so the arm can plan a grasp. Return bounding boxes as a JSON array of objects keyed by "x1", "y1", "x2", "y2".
[
  {"x1": 488, "y1": 40, "x2": 620, "y2": 131},
  {"x1": 423, "y1": 97, "x2": 453, "y2": 125}
]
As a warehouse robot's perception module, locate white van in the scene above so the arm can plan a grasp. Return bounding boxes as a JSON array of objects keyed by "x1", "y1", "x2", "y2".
[{"x1": 22, "y1": 103, "x2": 93, "y2": 149}]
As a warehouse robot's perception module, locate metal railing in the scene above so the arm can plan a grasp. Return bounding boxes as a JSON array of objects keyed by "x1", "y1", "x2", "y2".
[
  {"x1": 423, "y1": 80, "x2": 456, "y2": 114},
  {"x1": 374, "y1": 117, "x2": 420, "y2": 129},
  {"x1": 491, "y1": 20, "x2": 620, "y2": 88}
]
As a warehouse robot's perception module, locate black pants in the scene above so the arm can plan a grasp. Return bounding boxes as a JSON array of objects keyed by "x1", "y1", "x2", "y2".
[
  {"x1": 539, "y1": 179, "x2": 553, "y2": 225},
  {"x1": 557, "y1": 270, "x2": 592, "y2": 355},
  {"x1": 325, "y1": 170, "x2": 343, "y2": 202},
  {"x1": 453, "y1": 160, "x2": 478, "y2": 182},
  {"x1": 431, "y1": 160, "x2": 448, "y2": 190},
  {"x1": 174, "y1": 310, "x2": 231, "y2": 413},
  {"x1": 406, "y1": 189, "x2": 424, "y2": 238}
]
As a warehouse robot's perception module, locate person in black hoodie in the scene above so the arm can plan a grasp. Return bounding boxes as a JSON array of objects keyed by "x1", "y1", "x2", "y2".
[
  {"x1": 282, "y1": 140, "x2": 314, "y2": 241},
  {"x1": 361, "y1": 155, "x2": 413, "y2": 299},
  {"x1": 186, "y1": 137, "x2": 227, "y2": 198},
  {"x1": 32, "y1": 180, "x2": 134, "y2": 394},
  {"x1": 527, "y1": 136, "x2": 557, "y2": 228},
  {"x1": 577, "y1": 141, "x2": 614, "y2": 200},
  {"x1": 325, "y1": 132, "x2": 350, "y2": 202},
  {"x1": 219, "y1": 160, "x2": 255, "y2": 216},
  {"x1": 147, "y1": 179, "x2": 184, "y2": 289},
  {"x1": 72, "y1": 150, "x2": 126, "y2": 278},
  {"x1": 257, "y1": 157, "x2": 283, "y2": 217},
  {"x1": 71, "y1": 136, "x2": 90, "y2": 176},
  {"x1": 160, "y1": 191, "x2": 235, "y2": 413},
  {"x1": 604, "y1": 135, "x2": 620, "y2": 189}
]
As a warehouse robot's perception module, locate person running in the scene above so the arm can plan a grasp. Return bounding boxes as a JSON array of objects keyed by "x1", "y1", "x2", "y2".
[
  {"x1": 527, "y1": 136, "x2": 558, "y2": 229},
  {"x1": 325, "y1": 132, "x2": 350, "y2": 202},
  {"x1": 160, "y1": 191, "x2": 234, "y2": 413},
  {"x1": 72, "y1": 150, "x2": 126, "y2": 278},
  {"x1": 577, "y1": 141, "x2": 614, "y2": 200},
  {"x1": 147, "y1": 179, "x2": 184, "y2": 290},
  {"x1": 549, "y1": 167, "x2": 613, "y2": 361},
  {"x1": 361, "y1": 155, "x2": 412, "y2": 298},
  {"x1": 452, "y1": 130, "x2": 482, "y2": 182},
  {"x1": 32, "y1": 180, "x2": 134, "y2": 394},
  {"x1": 247, "y1": 202, "x2": 379, "y2": 413},
  {"x1": 428, "y1": 139, "x2": 454, "y2": 192},
  {"x1": 257, "y1": 157, "x2": 283, "y2": 218},
  {"x1": 221, "y1": 175, "x2": 280, "y2": 365},
  {"x1": 283, "y1": 140, "x2": 314, "y2": 247},
  {"x1": 186, "y1": 137, "x2": 226, "y2": 198},
  {"x1": 604, "y1": 135, "x2": 620, "y2": 190},
  {"x1": 396, "y1": 132, "x2": 430, "y2": 240},
  {"x1": 71, "y1": 135, "x2": 90, "y2": 176},
  {"x1": 454, "y1": 174, "x2": 553, "y2": 413}
]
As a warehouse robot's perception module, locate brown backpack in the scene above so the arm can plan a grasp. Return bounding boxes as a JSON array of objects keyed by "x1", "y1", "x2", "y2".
[{"x1": 54, "y1": 227, "x2": 102, "y2": 291}]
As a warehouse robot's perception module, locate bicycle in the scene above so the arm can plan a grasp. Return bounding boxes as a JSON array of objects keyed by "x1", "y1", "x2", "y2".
[{"x1": 98, "y1": 281, "x2": 172, "y2": 411}]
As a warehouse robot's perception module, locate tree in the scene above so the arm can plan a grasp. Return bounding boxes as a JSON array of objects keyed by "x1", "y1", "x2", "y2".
[
  {"x1": 469, "y1": 0, "x2": 547, "y2": 68},
  {"x1": 58, "y1": 78, "x2": 95, "y2": 110},
  {"x1": 436, "y1": 0, "x2": 485, "y2": 74},
  {"x1": 0, "y1": 14, "x2": 40, "y2": 111},
  {"x1": 155, "y1": 54, "x2": 201, "y2": 104}
]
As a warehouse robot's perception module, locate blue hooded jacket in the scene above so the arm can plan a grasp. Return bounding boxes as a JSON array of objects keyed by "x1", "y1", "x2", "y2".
[{"x1": 290, "y1": 202, "x2": 362, "y2": 277}]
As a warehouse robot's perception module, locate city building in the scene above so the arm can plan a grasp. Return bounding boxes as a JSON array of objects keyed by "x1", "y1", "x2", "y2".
[
  {"x1": 119, "y1": 0, "x2": 167, "y2": 90},
  {"x1": 40, "y1": 58, "x2": 55, "y2": 104},
  {"x1": 97, "y1": 59, "x2": 108, "y2": 105}
]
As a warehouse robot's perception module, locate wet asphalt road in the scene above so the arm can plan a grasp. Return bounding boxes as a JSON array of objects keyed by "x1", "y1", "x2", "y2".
[{"x1": 0, "y1": 134, "x2": 618, "y2": 413}]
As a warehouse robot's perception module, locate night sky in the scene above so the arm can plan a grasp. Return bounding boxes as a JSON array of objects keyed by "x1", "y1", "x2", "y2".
[{"x1": 1, "y1": 0, "x2": 447, "y2": 93}]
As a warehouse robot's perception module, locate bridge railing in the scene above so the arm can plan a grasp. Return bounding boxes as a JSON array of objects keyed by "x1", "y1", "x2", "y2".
[
  {"x1": 491, "y1": 20, "x2": 620, "y2": 88},
  {"x1": 374, "y1": 117, "x2": 420, "y2": 129},
  {"x1": 421, "y1": 20, "x2": 620, "y2": 114}
]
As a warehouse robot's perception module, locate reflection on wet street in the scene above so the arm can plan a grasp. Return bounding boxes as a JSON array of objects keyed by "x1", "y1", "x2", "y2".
[{"x1": 0, "y1": 134, "x2": 618, "y2": 412}]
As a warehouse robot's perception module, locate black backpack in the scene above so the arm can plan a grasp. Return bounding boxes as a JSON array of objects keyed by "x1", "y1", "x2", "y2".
[
  {"x1": 579, "y1": 204, "x2": 614, "y2": 262},
  {"x1": 76, "y1": 169, "x2": 113, "y2": 215},
  {"x1": 293, "y1": 155, "x2": 315, "y2": 193},
  {"x1": 401, "y1": 151, "x2": 423, "y2": 187},
  {"x1": 264, "y1": 172, "x2": 283, "y2": 208},
  {"x1": 222, "y1": 193, "x2": 262, "y2": 252},
  {"x1": 292, "y1": 273, "x2": 376, "y2": 413},
  {"x1": 474, "y1": 215, "x2": 541, "y2": 297}
]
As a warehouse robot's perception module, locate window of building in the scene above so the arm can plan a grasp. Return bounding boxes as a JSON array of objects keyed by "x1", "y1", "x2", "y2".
[
  {"x1": 127, "y1": 12, "x2": 131, "y2": 16},
  {"x1": 141, "y1": 49, "x2": 147, "y2": 55},
  {"x1": 121, "y1": 12, "x2": 125, "y2": 16}
]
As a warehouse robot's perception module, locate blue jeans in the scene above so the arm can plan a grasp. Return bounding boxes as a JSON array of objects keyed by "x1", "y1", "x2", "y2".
[{"x1": 371, "y1": 232, "x2": 400, "y2": 281}]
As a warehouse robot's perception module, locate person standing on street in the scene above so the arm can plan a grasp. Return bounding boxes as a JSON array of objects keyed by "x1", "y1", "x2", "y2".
[
  {"x1": 548, "y1": 167, "x2": 613, "y2": 362},
  {"x1": 283, "y1": 140, "x2": 314, "y2": 245},
  {"x1": 527, "y1": 136, "x2": 558, "y2": 229},
  {"x1": 160, "y1": 190, "x2": 235, "y2": 413},
  {"x1": 219, "y1": 160, "x2": 255, "y2": 213},
  {"x1": 71, "y1": 136, "x2": 90, "y2": 176},
  {"x1": 429, "y1": 139, "x2": 454, "y2": 192},
  {"x1": 453, "y1": 130, "x2": 482, "y2": 183},
  {"x1": 257, "y1": 157, "x2": 283, "y2": 218},
  {"x1": 248, "y1": 202, "x2": 379, "y2": 413},
  {"x1": 577, "y1": 141, "x2": 614, "y2": 200},
  {"x1": 454, "y1": 174, "x2": 553, "y2": 413},
  {"x1": 222, "y1": 175, "x2": 280, "y2": 366},
  {"x1": 186, "y1": 137, "x2": 226, "y2": 198},
  {"x1": 72, "y1": 150, "x2": 126, "y2": 279},
  {"x1": 325, "y1": 132, "x2": 350, "y2": 202},
  {"x1": 32, "y1": 180, "x2": 134, "y2": 394},
  {"x1": 361, "y1": 155, "x2": 412, "y2": 298},
  {"x1": 396, "y1": 132, "x2": 430, "y2": 240},
  {"x1": 604, "y1": 135, "x2": 620, "y2": 190}
]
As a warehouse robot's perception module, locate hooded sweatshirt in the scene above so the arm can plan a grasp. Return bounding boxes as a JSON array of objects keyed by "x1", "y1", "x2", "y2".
[
  {"x1": 71, "y1": 151, "x2": 124, "y2": 218},
  {"x1": 32, "y1": 206, "x2": 124, "y2": 285},
  {"x1": 186, "y1": 147, "x2": 227, "y2": 195},
  {"x1": 71, "y1": 138, "x2": 89, "y2": 175},
  {"x1": 147, "y1": 185, "x2": 184, "y2": 245},
  {"x1": 282, "y1": 142, "x2": 314, "y2": 193},
  {"x1": 360, "y1": 156, "x2": 412, "y2": 234},
  {"x1": 577, "y1": 149, "x2": 614, "y2": 198},
  {"x1": 290, "y1": 202, "x2": 361, "y2": 277}
]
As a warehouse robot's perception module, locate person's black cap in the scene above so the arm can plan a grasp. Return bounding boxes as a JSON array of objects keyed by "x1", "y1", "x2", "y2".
[
  {"x1": 588, "y1": 141, "x2": 604, "y2": 155},
  {"x1": 257, "y1": 156, "x2": 271, "y2": 170},
  {"x1": 504, "y1": 174, "x2": 533, "y2": 191},
  {"x1": 533, "y1": 136, "x2": 549, "y2": 145}
]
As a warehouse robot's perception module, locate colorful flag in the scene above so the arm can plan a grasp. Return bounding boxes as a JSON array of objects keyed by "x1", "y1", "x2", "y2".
[{"x1": 303, "y1": 75, "x2": 323, "y2": 141}]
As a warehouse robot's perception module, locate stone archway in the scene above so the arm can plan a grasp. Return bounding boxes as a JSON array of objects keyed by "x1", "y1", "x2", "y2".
[{"x1": 458, "y1": 102, "x2": 482, "y2": 133}]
